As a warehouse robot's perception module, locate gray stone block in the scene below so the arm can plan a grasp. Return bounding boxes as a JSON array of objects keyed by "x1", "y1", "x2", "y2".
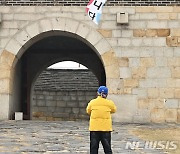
[
  {"x1": 85, "y1": 91, "x2": 96, "y2": 96},
  {"x1": 46, "y1": 100, "x2": 56, "y2": 107},
  {"x1": 71, "y1": 95, "x2": 77, "y2": 101},
  {"x1": 85, "y1": 96, "x2": 94, "y2": 101},
  {"x1": 57, "y1": 101, "x2": 66, "y2": 107},
  {"x1": 49, "y1": 92, "x2": 56, "y2": 96},
  {"x1": 55, "y1": 107, "x2": 65, "y2": 113},
  {"x1": 72, "y1": 108, "x2": 79, "y2": 114},
  {"x1": 38, "y1": 107, "x2": 47, "y2": 112},
  {"x1": 35, "y1": 91, "x2": 43, "y2": 95},
  {"x1": 67, "y1": 102, "x2": 78, "y2": 107},
  {"x1": 53, "y1": 113, "x2": 69, "y2": 118},
  {"x1": 62, "y1": 96, "x2": 71, "y2": 101},
  {"x1": 37, "y1": 95, "x2": 44, "y2": 100},
  {"x1": 77, "y1": 91, "x2": 85, "y2": 95},
  {"x1": 47, "y1": 107, "x2": 56, "y2": 112},
  {"x1": 32, "y1": 107, "x2": 39, "y2": 112},
  {"x1": 79, "y1": 108, "x2": 86, "y2": 114},
  {"x1": 69, "y1": 113, "x2": 79, "y2": 119},
  {"x1": 44, "y1": 112, "x2": 53, "y2": 116},
  {"x1": 32, "y1": 100, "x2": 36, "y2": 106},
  {"x1": 37, "y1": 100, "x2": 46, "y2": 106},
  {"x1": 79, "y1": 114, "x2": 89, "y2": 120},
  {"x1": 165, "y1": 99, "x2": 179, "y2": 109},
  {"x1": 45, "y1": 95, "x2": 54, "y2": 100},
  {"x1": 43, "y1": 91, "x2": 49, "y2": 95},
  {"x1": 57, "y1": 92, "x2": 63, "y2": 96},
  {"x1": 69, "y1": 92, "x2": 77, "y2": 96},
  {"x1": 78, "y1": 96, "x2": 86, "y2": 101},
  {"x1": 79, "y1": 102, "x2": 88, "y2": 108},
  {"x1": 56, "y1": 96, "x2": 63, "y2": 101},
  {"x1": 64, "y1": 108, "x2": 72, "y2": 113}
]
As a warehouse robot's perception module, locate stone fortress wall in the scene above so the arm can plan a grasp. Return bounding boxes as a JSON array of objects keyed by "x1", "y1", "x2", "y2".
[
  {"x1": 0, "y1": 1, "x2": 180, "y2": 123},
  {"x1": 32, "y1": 69, "x2": 98, "y2": 121},
  {"x1": 1, "y1": 0, "x2": 180, "y2": 6}
]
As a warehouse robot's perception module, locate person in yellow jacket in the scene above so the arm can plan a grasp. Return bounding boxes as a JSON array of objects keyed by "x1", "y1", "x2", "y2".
[{"x1": 86, "y1": 86, "x2": 117, "y2": 154}]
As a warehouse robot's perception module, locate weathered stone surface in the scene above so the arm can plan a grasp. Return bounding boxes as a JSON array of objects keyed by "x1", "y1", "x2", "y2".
[
  {"x1": 1, "y1": 6, "x2": 180, "y2": 123},
  {"x1": 0, "y1": 50, "x2": 15, "y2": 67},
  {"x1": 151, "y1": 108, "x2": 165, "y2": 123},
  {"x1": 64, "y1": 19, "x2": 79, "y2": 33},
  {"x1": 165, "y1": 109, "x2": 177, "y2": 123},
  {"x1": 135, "y1": 7, "x2": 154, "y2": 13},
  {"x1": 139, "y1": 79, "x2": 167, "y2": 88},
  {"x1": 105, "y1": 64, "x2": 120, "y2": 78},
  {"x1": 178, "y1": 109, "x2": 180, "y2": 123},
  {"x1": 120, "y1": 67, "x2": 131, "y2": 79},
  {"x1": 102, "y1": 50, "x2": 118, "y2": 66},
  {"x1": 31, "y1": 69, "x2": 98, "y2": 121},
  {"x1": 157, "y1": 13, "x2": 177, "y2": 20},
  {"x1": 132, "y1": 67, "x2": 146, "y2": 79},
  {"x1": 140, "y1": 58, "x2": 155, "y2": 67},
  {"x1": 168, "y1": 58, "x2": 180, "y2": 66},
  {"x1": 39, "y1": 19, "x2": 52, "y2": 32},
  {"x1": 146, "y1": 29, "x2": 157, "y2": 37},
  {"x1": 167, "y1": 79, "x2": 180, "y2": 88},
  {"x1": 157, "y1": 29, "x2": 170, "y2": 37},
  {"x1": 109, "y1": 94, "x2": 138, "y2": 123},
  {"x1": 0, "y1": 79, "x2": 11, "y2": 94},
  {"x1": 148, "y1": 88, "x2": 159, "y2": 99},
  {"x1": 118, "y1": 57, "x2": 129, "y2": 67},
  {"x1": 171, "y1": 67, "x2": 180, "y2": 78},
  {"x1": 166, "y1": 36, "x2": 180, "y2": 47},
  {"x1": 97, "y1": 29, "x2": 112, "y2": 38},
  {"x1": 159, "y1": 88, "x2": 174, "y2": 98},
  {"x1": 0, "y1": 94, "x2": 10, "y2": 119},
  {"x1": 32, "y1": 112, "x2": 44, "y2": 118},
  {"x1": 133, "y1": 29, "x2": 146, "y2": 37},
  {"x1": 1, "y1": 121, "x2": 178, "y2": 153},
  {"x1": 170, "y1": 28, "x2": 180, "y2": 36},
  {"x1": 165, "y1": 99, "x2": 179, "y2": 109},
  {"x1": 26, "y1": 22, "x2": 40, "y2": 38},
  {"x1": 147, "y1": 67, "x2": 171, "y2": 78},
  {"x1": 147, "y1": 21, "x2": 167, "y2": 29},
  {"x1": 106, "y1": 78, "x2": 122, "y2": 94},
  {"x1": 0, "y1": 69, "x2": 11, "y2": 79},
  {"x1": 138, "y1": 99, "x2": 149, "y2": 109},
  {"x1": 124, "y1": 79, "x2": 138, "y2": 88},
  {"x1": 149, "y1": 99, "x2": 164, "y2": 109},
  {"x1": 175, "y1": 89, "x2": 180, "y2": 98}
]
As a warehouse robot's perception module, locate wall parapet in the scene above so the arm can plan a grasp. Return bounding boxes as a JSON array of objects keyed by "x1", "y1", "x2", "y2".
[{"x1": 0, "y1": 0, "x2": 180, "y2": 6}]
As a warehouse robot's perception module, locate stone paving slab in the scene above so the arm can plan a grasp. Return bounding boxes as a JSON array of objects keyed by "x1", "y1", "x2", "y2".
[{"x1": 0, "y1": 121, "x2": 179, "y2": 154}]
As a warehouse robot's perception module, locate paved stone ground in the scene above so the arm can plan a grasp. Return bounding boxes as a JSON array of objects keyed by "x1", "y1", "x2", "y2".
[{"x1": 0, "y1": 121, "x2": 179, "y2": 154}]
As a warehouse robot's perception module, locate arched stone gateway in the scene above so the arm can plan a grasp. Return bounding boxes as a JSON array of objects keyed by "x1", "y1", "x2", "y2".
[{"x1": 0, "y1": 17, "x2": 120, "y2": 120}]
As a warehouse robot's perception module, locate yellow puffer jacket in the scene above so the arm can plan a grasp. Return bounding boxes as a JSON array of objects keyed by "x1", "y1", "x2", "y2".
[{"x1": 86, "y1": 96, "x2": 117, "y2": 131}]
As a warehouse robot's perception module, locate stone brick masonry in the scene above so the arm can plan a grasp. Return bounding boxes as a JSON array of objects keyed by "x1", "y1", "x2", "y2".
[
  {"x1": 0, "y1": 0, "x2": 180, "y2": 6},
  {"x1": 32, "y1": 69, "x2": 98, "y2": 121},
  {"x1": 32, "y1": 90, "x2": 96, "y2": 121},
  {"x1": 0, "y1": 5, "x2": 180, "y2": 123}
]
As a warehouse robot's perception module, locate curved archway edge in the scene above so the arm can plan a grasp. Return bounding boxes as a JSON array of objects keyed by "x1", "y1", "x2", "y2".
[
  {"x1": 0, "y1": 17, "x2": 120, "y2": 119},
  {"x1": 5, "y1": 17, "x2": 112, "y2": 62}
]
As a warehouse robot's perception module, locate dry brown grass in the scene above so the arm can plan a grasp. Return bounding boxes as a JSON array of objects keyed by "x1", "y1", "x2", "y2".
[{"x1": 129, "y1": 127, "x2": 180, "y2": 154}]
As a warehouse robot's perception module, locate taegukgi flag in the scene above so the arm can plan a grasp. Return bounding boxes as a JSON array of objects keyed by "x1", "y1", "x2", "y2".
[{"x1": 86, "y1": 0, "x2": 107, "y2": 24}]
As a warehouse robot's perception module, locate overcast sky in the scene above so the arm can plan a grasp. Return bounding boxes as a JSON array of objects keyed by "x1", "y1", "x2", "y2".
[{"x1": 48, "y1": 61, "x2": 87, "y2": 69}]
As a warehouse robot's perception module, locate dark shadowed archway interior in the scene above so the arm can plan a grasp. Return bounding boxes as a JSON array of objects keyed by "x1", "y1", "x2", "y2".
[{"x1": 18, "y1": 31, "x2": 106, "y2": 120}]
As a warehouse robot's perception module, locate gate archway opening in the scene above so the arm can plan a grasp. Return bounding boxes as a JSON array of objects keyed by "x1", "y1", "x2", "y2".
[
  {"x1": 32, "y1": 60, "x2": 99, "y2": 121},
  {"x1": 16, "y1": 31, "x2": 106, "y2": 120}
]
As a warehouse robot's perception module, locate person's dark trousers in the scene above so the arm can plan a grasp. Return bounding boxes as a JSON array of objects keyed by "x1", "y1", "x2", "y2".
[{"x1": 90, "y1": 131, "x2": 112, "y2": 154}]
